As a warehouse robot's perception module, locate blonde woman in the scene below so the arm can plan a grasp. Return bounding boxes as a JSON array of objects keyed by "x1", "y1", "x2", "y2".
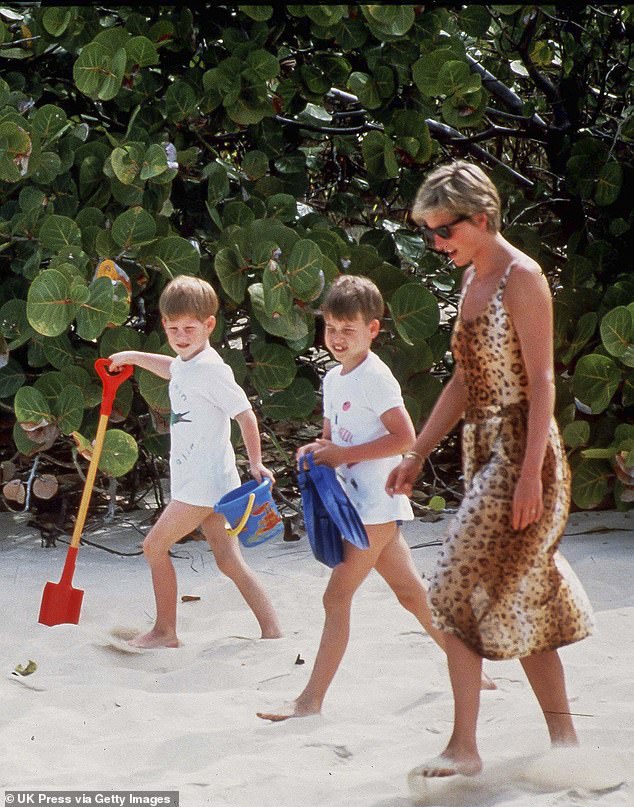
[{"x1": 387, "y1": 161, "x2": 594, "y2": 779}]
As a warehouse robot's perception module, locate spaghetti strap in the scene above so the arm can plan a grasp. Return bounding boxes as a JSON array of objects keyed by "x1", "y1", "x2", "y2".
[{"x1": 498, "y1": 261, "x2": 515, "y2": 292}]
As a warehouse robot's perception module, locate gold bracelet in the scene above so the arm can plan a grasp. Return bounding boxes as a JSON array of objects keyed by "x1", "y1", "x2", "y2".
[{"x1": 403, "y1": 451, "x2": 424, "y2": 464}]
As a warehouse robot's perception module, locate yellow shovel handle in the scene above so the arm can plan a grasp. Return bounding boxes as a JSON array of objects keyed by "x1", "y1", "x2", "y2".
[
  {"x1": 226, "y1": 492, "x2": 256, "y2": 538},
  {"x1": 70, "y1": 412, "x2": 109, "y2": 549}
]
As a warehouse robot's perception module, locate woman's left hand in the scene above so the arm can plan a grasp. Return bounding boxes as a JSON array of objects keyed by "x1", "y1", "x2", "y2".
[{"x1": 512, "y1": 473, "x2": 543, "y2": 531}]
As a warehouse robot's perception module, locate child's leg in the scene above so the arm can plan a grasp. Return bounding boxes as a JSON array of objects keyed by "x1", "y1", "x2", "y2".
[
  {"x1": 374, "y1": 526, "x2": 446, "y2": 648},
  {"x1": 374, "y1": 527, "x2": 496, "y2": 690},
  {"x1": 130, "y1": 500, "x2": 214, "y2": 648},
  {"x1": 257, "y1": 522, "x2": 395, "y2": 721},
  {"x1": 202, "y1": 511, "x2": 281, "y2": 639},
  {"x1": 520, "y1": 649, "x2": 578, "y2": 746}
]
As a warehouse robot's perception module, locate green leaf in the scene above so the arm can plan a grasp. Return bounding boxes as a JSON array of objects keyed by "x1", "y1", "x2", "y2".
[
  {"x1": 286, "y1": 240, "x2": 325, "y2": 302},
  {"x1": 251, "y1": 342, "x2": 297, "y2": 392},
  {"x1": 206, "y1": 161, "x2": 230, "y2": 205},
  {"x1": 14, "y1": 385, "x2": 52, "y2": 426},
  {"x1": 562, "y1": 420, "x2": 590, "y2": 449},
  {"x1": 39, "y1": 214, "x2": 82, "y2": 253},
  {"x1": 152, "y1": 236, "x2": 201, "y2": 277},
  {"x1": 361, "y1": 131, "x2": 399, "y2": 179},
  {"x1": 0, "y1": 357, "x2": 26, "y2": 398},
  {"x1": 98, "y1": 429, "x2": 139, "y2": 477},
  {"x1": 249, "y1": 283, "x2": 309, "y2": 342},
  {"x1": 266, "y1": 193, "x2": 297, "y2": 222},
  {"x1": 262, "y1": 261, "x2": 293, "y2": 317},
  {"x1": 125, "y1": 35, "x2": 159, "y2": 68},
  {"x1": 138, "y1": 366, "x2": 170, "y2": 412},
  {"x1": 412, "y1": 48, "x2": 455, "y2": 96},
  {"x1": 110, "y1": 143, "x2": 144, "y2": 185},
  {"x1": 459, "y1": 6, "x2": 491, "y2": 37},
  {"x1": 361, "y1": 5, "x2": 415, "y2": 36},
  {"x1": 388, "y1": 284, "x2": 440, "y2": 345},
  {"x1": 55, "y1": 385, "x2": 84, "y2": 434},
  {"x1": 27, "y1": 269, "x2": 77, "y2": 337},
  {"x1": 73, "y1": 42, "x2": 126, "y2": 101},
  {"x1": 30, "y1": 105, "x2": 68, "y2": 146},
  {"x1": 600, "y1": 306, "x2": 633, "y2": 358},
  {"x1": 348, "y1": 72, "x2": 381, "y2": 109},
  {"x1": 42, "y1": 6, "x2": 74, "y2": 36},
  {"x1": 239, "y1": 6, "x2": 274, "y2": 22},
  {"x1": 42, "y1": 333, "x2": 74, "y2": 369},
  {"x1": 572, "y1": 354, "x2": 622, "y2": 414},
  {"x1": 242, "y1": 150, "x2": 269, "y2": 180},
  {"x1": 261, "y1": 377, "x2": 317, "y2": 420},
  {"x1": 595, "y1": 161, "x2": 623, "y2": 207},
  {"x1": 111, "y1": 206, "x2": 157, "y2": 249},
  {"x1": 140, "y1": 143, "x2": 168, "y2": 180},
  {"x1": 0, "y1": 121, "x2": 32, "y2": 183},
  {"x1": 214, "y1": 246, "x2": 248, "y2": 303},
  {"x1": 245, "y1": 49, "x2": 279, "y2": 80},
  {"x1": 571, "y1": 459, "x2": 612, "y2": 509},
  {"x1": 75, "y1": 277, "x2": 114, "y2": 340},
  {"x1": 165, "y1": 80, "x2": 198, "y2": 121}
]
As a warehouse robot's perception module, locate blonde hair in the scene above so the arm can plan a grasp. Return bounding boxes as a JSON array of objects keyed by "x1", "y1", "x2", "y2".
[
  {"x1": 159, "y1": 275, "x2": 219, "y2": 321},
  {"x1": 412, "y1": 161, "x2": 502, "y2": 233},
  {"x1": 322, "y1": 275, "x2": 384, "y2": 324}
]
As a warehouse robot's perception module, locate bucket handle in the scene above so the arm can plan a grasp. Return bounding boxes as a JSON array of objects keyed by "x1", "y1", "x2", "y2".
[{"x1": 226, "y1": 492, "x2": 256, "y2": 538}]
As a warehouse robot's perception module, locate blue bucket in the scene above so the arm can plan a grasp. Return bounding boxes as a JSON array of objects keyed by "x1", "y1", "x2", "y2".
[{"x1": 215, "y1": 478, "x2": 284, "y2": 547}]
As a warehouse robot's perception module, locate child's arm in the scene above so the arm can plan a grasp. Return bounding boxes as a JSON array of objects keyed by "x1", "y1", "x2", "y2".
[
  {"x1": 296, "y1": 418, "x2": 332, "y2": 462},
  {"x1": 109, "y1": 350, "x2": 173, "y2": 379},
  {"x1": 234, "y1": 408, "x2": 275, "y2": 484},
  {"x1": 310, "y1": 406, "x2": 415, "y2": 467}
]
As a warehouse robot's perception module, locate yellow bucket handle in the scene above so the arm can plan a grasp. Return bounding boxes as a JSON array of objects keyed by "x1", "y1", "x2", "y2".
[{"x1": 226, "y1": 492, "x2": 256, "y2": 538}]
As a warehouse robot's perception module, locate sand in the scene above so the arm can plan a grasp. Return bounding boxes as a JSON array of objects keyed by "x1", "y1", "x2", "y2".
[{"x1": 1, "y1": 507, "x2": 632, "y2": 806}]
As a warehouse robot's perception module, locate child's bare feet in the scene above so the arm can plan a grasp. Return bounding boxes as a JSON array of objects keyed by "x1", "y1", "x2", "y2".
[
  {"x1": 128, "y1": 629, "x2": 179, "y2": 649},
  {"x1": 257, "y1": 699, "x2": 320, "y2": 722}
]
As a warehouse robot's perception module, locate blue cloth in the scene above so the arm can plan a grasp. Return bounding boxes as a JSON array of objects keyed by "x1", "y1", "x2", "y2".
[{"x1": 298, "y1": 453, "x2": 369, "y2": 567}]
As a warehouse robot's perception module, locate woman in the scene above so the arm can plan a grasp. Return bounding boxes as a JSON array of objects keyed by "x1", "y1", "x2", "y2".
[{"x1": 387, "y1": 161, "x2": 594, "y2": 779}]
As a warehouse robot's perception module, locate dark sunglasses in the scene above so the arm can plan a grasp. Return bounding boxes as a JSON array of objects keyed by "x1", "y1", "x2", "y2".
[{"x1": 420, "y1": 215, "x2": 470, "y2": 247}]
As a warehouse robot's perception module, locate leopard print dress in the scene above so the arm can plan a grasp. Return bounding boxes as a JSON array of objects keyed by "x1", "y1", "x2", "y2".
[{"x1": 427, "y1": 263, "x2": 594, "y2": 660}]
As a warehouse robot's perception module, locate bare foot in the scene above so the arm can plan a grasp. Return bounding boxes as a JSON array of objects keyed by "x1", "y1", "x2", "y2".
[
  {"x1": 409, "y1": 752, "x2": 482, "y2": 779},
  {"x1": 260, "y1": 629, "x2": 283, "y2": 639},
  {"x1": 481, "y1": 671, "x2": 497, "y2": 690},
  {"x1": 128, "y1": 629, "x2": 179, "y2": 649},
  {"x1": 256, "y1": 700, "x2": 320, "y2": 722}
]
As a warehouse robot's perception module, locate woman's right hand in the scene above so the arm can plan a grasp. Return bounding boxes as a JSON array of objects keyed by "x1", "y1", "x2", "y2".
[{"x1": 386, "y1": 455, "x2": 423, "y2": 497}]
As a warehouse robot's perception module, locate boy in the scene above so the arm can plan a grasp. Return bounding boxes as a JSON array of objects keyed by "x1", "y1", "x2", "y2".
[
  {"x1": 109, "y1": 275, "x2": 281, "y2": 648},
  {"x1": 257, "y1": 275, "x2": 447, "y2": 720}
]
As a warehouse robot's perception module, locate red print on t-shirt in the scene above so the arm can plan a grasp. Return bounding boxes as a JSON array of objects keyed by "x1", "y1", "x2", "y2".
[{"x1": 342, "y1": 401, "x2": 351, "y2": 411}]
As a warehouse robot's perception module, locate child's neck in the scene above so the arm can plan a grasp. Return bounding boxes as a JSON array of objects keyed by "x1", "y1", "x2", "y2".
[{"x1": 339, "y1": 349, "x2": 371, "y2": 375}]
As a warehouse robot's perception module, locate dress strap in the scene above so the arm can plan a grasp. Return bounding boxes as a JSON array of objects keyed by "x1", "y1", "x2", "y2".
[{"x1": 498, "y1": 261, "x2": 515, "y2": 292}]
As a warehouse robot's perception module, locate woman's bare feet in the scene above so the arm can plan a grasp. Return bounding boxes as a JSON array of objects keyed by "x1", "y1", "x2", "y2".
[
  {"x1": 409, "y1": 751, "x2": 483, "y2": 779},
  {"x1": 260, "y1": 628, "x2": 283, "y2": 639},
  {"x1": 256, "y1": 699, "x2": 321, "y2": 722},
  {"x1": 127, "y1": 629, "x2": 179, "y2": 649}
]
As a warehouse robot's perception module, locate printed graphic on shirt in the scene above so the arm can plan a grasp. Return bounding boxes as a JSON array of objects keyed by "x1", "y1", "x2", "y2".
[{"x1": 170, "y1": 410, "x2": 192, "y2": 426}]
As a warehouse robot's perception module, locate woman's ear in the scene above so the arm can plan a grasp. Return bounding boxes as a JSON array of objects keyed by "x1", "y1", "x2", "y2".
[{"x1": 473, "y1": 212, "x2": 489, "y2": 231}]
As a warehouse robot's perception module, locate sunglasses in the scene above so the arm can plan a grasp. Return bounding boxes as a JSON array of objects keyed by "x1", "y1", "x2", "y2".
[{"x1": 420, "y1": 215, "x2": 470, "y2": 247}]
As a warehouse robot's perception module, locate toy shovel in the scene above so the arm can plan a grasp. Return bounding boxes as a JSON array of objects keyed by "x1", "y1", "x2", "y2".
[{"x1": 38, "y1": 358, "x2": 133, "y2": 626}]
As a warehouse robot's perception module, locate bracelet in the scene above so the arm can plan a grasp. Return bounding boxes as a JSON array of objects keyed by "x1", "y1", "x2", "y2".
[{"x1": 403, "y1": 451, "x2": 424, "y2": 465}]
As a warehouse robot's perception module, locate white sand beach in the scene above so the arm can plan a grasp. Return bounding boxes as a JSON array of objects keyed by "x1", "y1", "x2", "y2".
[{"x1": 1, "y1": 507, "x2": 632, "y2": 806}]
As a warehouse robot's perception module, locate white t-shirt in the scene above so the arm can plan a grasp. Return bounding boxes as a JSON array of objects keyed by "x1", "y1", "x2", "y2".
[
  {"x1": 168, "y1": 344, "x2": 250, "y2": 506},
  {"x1": 323, "y1": 351, "x2": 413, "y2": 525}
]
